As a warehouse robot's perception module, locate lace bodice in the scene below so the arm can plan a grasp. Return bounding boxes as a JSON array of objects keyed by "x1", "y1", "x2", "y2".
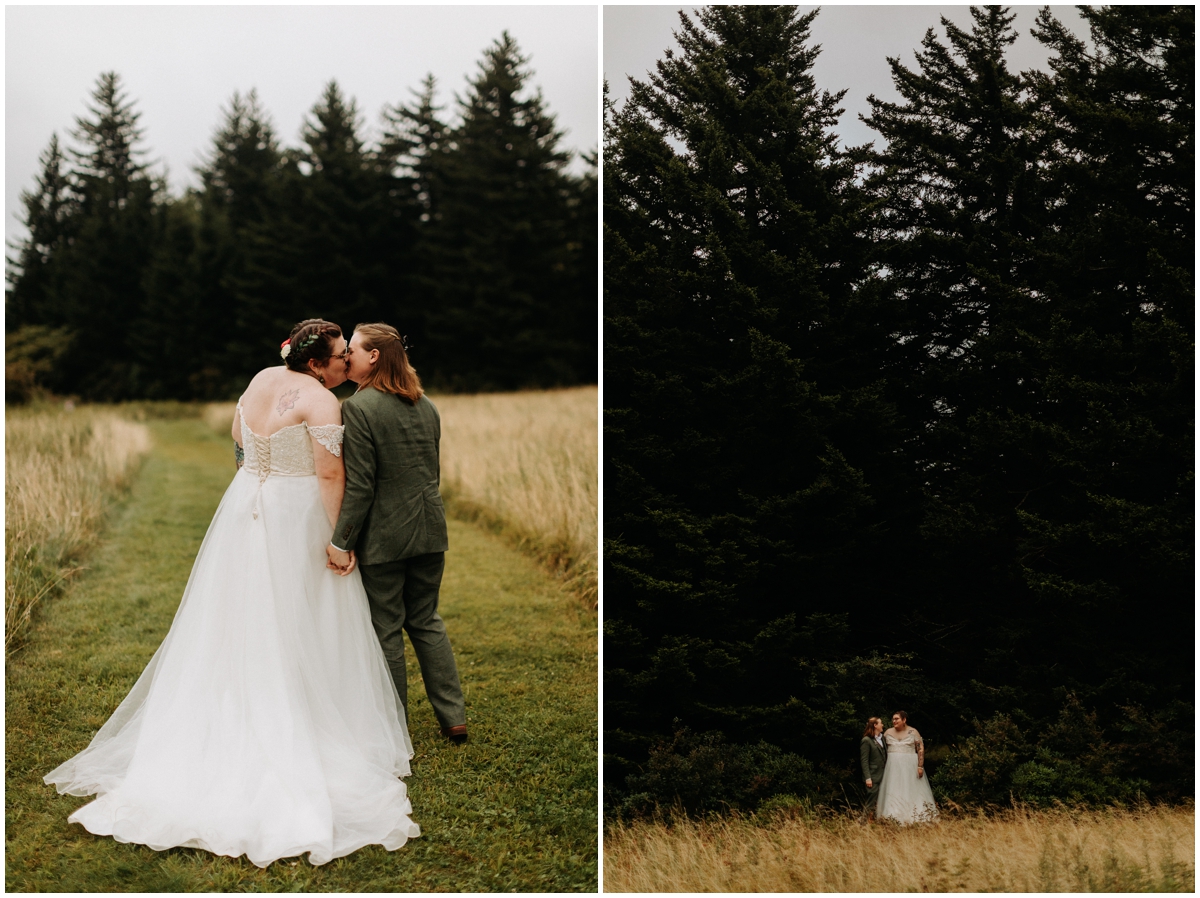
[
  {"x1": 238, "y1": 401, "x2": 344, "y2": 475},
  {"x1": 884, "y1": 727, "x2": 923, "y2": 754},
  {"x1": 237, "y1": 401, "x2": 344, "y2": 518}
]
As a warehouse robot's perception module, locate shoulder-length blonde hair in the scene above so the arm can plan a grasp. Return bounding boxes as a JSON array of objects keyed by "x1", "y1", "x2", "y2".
[{"x1": 353, "y1": 323, "x2": 424, "y2": 403}]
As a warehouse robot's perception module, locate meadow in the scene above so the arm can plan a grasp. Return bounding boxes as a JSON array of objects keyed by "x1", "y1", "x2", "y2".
[
  {"x1": 604, "y1": 805, "x2": 1195, "y2": 892},
  {"x1": 7, "y1": 397, "x2": 598, "y2": 890},
  {"x1": 206, "y1": 385, "x2": 598, "y2": 603},
  {"x1": 5, "y1": 403, "x2": 151, "y2": 655}
]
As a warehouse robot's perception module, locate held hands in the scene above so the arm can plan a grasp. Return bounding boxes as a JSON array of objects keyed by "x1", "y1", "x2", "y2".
[{"x1": 326, "y1": 544, "x2": 357, "y2": 576}]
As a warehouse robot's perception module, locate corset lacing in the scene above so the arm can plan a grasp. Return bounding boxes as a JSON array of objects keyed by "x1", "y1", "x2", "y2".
[
  {"x1": 236, "y1": 401, "x2": 344, "y2": 519},
  {"x1": 247, "y1": 430, "x2": 272, "y2": 519}
]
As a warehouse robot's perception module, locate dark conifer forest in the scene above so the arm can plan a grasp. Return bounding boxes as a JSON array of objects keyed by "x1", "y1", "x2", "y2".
[
  {"x1": 7, "y1": 34, "x2": 597, "y2": 400},
  {"x1": 604, "y1": 5, "x2": 1193, "y2": 814}
]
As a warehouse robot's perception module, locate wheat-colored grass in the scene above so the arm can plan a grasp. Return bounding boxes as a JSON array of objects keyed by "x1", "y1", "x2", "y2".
[
  {"x1": 435, "y1": 387, "x2": 597, "y2": 602},
  {"x1": 5, "y1": 405, "x2": 152, "y2": 654},
  {"x1": 205, "y1": 387, "x2": 598, "y2": 602},
  {"x1": 202, "y1": 401, "x2": 237, "y2": 435},
  {"x1": 604, "y1": 806, "x2": 1195, "y2": 892}
]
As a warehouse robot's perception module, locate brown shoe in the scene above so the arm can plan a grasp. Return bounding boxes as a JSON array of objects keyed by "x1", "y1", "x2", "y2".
[{"x1": 441, "y1": 725, "x2": 468, "y2": 744}]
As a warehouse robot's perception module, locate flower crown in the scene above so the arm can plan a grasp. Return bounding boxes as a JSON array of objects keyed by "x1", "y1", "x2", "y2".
[{"x1": 280, "y1": 331, "x2": 322, "y2": 361}]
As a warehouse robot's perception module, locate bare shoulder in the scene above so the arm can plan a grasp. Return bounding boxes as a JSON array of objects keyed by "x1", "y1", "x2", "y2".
[
  {"x1": 239, "y1": 367, "x2": 287, "y2": 409},
  {"x1": 241, "y1": 366, "x2": 278, "y2": 396},
  {"x1": 302, "y1": 386, "x2": 343, "y2": 427}
]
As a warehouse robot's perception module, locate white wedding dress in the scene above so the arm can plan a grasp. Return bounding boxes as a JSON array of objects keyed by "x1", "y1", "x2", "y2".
[
  {"x1": 44, "y1": 405, "x2": 420, "y2": 867},
  {"x1": 875, "y1": 726, "x2": 938, "y2": 824}
]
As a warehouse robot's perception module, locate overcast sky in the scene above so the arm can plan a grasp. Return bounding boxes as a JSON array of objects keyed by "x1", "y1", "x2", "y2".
[
  {"x1": 6, "y1": 5, "x2": 599, "y2": 249},
  {"x1": 605, "y1": 5, "x2": 1088, "y2": 149}
]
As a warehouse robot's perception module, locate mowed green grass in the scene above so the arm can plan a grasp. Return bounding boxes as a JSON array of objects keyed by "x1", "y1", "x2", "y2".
[{"x1": 5, "y1": 418, "x2": 598, "y2": 892}]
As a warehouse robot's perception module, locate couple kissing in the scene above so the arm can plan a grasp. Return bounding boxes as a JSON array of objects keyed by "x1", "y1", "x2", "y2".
[{"x1": 46, "y1": 317, "x2": 465, "y2": 868}]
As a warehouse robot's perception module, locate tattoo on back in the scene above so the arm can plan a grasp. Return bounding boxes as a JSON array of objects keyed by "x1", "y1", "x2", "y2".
[{"x1": 276, "y1": 388, "x2": 300, "y2": 416}]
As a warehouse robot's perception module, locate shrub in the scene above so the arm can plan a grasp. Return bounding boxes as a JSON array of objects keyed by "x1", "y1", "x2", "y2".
[
  {"x1": 5, "y1": 326, "x2": 72, "y2": 404},
  {"x1": 936, "y1": 696, "x2": 1165, "y2": 807},
  {"x1": 618, "y1": 727, "x2": 821, "y2": 817}
]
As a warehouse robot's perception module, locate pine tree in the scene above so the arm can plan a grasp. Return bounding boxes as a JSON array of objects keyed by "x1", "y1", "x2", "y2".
[
  {"x1": 859, "y1": 6, "x2": 1048, "y2": 701},
  {"x1": 998, "y1": 6, "x2": 1194, "y2": 710},
  {"x1": 6, "y1": 133, "x2": 73, "y2": 330},
  {"x1": 564, "y1": 148, "x2": 598, "y2": 381},
  {"x1": 380, "y1": 74, "x2": 452, "y2": 356},
  {"x1": 1033, "y1": 5, "x2": 1193, "y2": 333},
  {"x1": 235, "y1": 81, "x2": 401, "y2": 372},
  {"x1": 861, "y1": 5, "x2": 1194, "y2": 732},
  {"x1": 604, "y1": 7, "x2": 912, "y2": 802},
  {"x1": 193, "y1": 90, "x2": 284, "y2": 392},
  {"x1": 425, "y1": 33, "x2": 584, "y2": 389},
  {"x1": 383, "y1": 74, "x2": 449, "y2": 226},
  {"x1": 131, "y1": 196, "x2": 207, "y2": 398},
  {"x1": 53, "y1": 72, "x2": 162, "y2": 398}
]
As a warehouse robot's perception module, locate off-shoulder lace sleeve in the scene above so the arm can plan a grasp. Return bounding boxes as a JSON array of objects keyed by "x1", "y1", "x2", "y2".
[{"x1": 307, "y1": 423, "x2": 345, "y2": 457}]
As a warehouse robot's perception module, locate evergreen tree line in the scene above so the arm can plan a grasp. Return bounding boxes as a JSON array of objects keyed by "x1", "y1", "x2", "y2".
[
  {"x1": 605, "y1": 5, "x2": 1192, "y2": 814},
  {"x1": 7, "y1": 33, "x2": 597, "y2": 400}
]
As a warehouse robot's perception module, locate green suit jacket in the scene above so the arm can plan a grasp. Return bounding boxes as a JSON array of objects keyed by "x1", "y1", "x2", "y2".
[
  {"x1": 332, "y1": 388, "x2": 449, "y2": 564},
  {"x1": 860, "y1": 735, "x2": 887, "y2": 784}
]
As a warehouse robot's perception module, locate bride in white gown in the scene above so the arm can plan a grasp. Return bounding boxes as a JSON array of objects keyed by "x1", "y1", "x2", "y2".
[
  {"x1": 44, "y1": 319, "x2": 421, "y2": 868},
  {"x1": 875, "y1": 711, "x2": 938, "y2": 824}
]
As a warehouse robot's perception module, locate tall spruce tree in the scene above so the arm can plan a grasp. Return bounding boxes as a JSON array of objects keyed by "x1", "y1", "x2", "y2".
[
  {"x1": 380, "y1": 74, "x2": 452, "y2": 356},
  {"x1": 131, "y1": 196, "x2": 207, "y2": 398},
  {"x1": 1009, "y1": 6, "x2": 1193, "y2": 740},
  {"x1": 859, "y1": 7, "x2": 1049, "y2": 706},
  {"x1": 192, "y1": 90, "x2": 285, "y2": 392},
  {"x1": 424, "y1": 33, "x2": 585, "y2": 389},
  {"x1": 604, "y1": 7, "x2": 915, "y2": 808},
  {"x1": 5, "y1": 133, "x2": 77, "y2": 400},
  {"x1": 566, "y1": 147, "x2": 599, "y2": 378},
  {"x1": 234, "y1": 82, "x2": 402, "y2": 373},
  {"x1": 6, "y1": 134, "x2": 73, "y2": 331},
  {"x1": 53, "y1": 72, "x2": 162, "y2": 398},
  {"x1": 861, "y1": 4, "x2": 1193, "y2": 785}
]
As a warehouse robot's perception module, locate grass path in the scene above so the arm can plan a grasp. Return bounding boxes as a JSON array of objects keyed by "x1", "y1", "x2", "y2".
[{"x1": 6, "y1": 418, "x2": 597, "y2": 892}]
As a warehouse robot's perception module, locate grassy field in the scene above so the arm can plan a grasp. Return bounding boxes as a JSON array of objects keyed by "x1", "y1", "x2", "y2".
[
  {"x1": 604, "y1": 805, "x2": 1195, "y2": 892},
  {"x1": 206, "y1": 386, "x2": 598, "y2": 604},
  {"x1": 435, "y1": 387, "x2": 598, "y2": 604},
  {"x1": 6, "y1": 413, "x2": 597, "y2": 891},
  {"x1": 5, "y1": 403, "x2": 151, "y2": 655}
]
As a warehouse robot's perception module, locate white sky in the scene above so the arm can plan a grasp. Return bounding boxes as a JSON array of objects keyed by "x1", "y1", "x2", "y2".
[
  {"x1": 6, "y1": 4, "x2": 599, "y2": 249},
  {"x1": 604, "y1": 5, "x2": 1088, "y2": 150}
]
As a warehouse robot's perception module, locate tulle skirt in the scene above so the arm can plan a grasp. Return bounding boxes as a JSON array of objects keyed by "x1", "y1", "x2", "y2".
[
  {"x1": 876, "y1": 753, "x2": 938, "y2": 824},
  {"x1": 45, "y1": 469, "x2": 420, "y2": 867}
]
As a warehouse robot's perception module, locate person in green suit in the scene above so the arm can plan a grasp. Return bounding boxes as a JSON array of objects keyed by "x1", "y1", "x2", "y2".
[
  {"x1": 860, "y1": 716, "x2": 887, "y2": 822},
  {"x1": 327, "y1": 322, "x2": 467, "y2": 743}
]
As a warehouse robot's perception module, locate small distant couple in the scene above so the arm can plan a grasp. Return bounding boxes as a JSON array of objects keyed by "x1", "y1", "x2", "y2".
[
  {"x1": 859, "y1": 711, "x2": 938, "y2": 824},
  {"x1": 45, "y1": 318, "x2": 466, "y2": 867}
]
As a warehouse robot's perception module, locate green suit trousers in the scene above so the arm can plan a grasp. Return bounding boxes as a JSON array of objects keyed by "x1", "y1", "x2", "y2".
[{"x1": 359, "y1": 552, "x2": 465, "y2": 730}]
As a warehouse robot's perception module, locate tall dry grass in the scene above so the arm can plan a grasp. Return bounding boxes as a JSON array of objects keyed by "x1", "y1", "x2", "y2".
[
  {"x1": 605, "y1": 805, "x2": 1195, "y2": 892},
  {"x1": 435, "y1": 387, "x2": 597, "y2": 602},
  {"x1": 205, "y1": 386, "x2": 598, "y2": 602},
  {"x1": 5, "y1": 405, "x2": 152, "y2": 654}
]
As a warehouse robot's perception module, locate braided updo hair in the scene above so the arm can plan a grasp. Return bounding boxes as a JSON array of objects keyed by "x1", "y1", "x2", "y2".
[{"x1": 284, "y1": 319, "x2": 343, "y2": 373}]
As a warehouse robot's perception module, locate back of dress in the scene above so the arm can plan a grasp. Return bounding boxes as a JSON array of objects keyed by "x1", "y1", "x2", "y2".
[{"x1": 45, "y1": 392, "x2": 419, "y2": 867}]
